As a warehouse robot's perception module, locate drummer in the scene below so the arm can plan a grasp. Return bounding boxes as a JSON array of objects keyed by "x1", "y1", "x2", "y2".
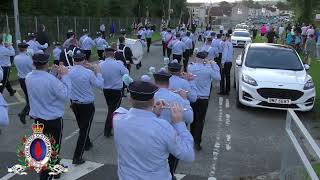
[{"x1": 135, "y1": 34, "x2": 147, "y2": 70}]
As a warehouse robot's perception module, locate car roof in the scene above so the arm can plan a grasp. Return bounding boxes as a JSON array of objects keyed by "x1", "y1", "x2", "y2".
[
  {"x1": 234, "y1": 29, "x2": 249, "y2": 32},
  {"x1": 248, "y1": 43, "x2": 295, "y2": 52}
]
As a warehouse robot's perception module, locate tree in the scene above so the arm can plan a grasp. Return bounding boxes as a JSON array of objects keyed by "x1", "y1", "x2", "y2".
[
  {"x1": 287, "y1": 0, "x2": 317, "y2": 23},
  {"x1": 276, "y1": 2, "x2": 290, "y2": 10}
]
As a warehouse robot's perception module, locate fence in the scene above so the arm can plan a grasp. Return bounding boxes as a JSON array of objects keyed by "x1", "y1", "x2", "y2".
[
  {"x1": 0, "y1": 16, "x2": 181, "y2": 43},
  {"x1": 281, "y1": 109, "x2": 320, "y2": 180}
]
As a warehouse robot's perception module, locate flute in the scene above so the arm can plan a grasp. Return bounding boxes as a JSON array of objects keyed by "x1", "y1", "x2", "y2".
[
  {"x1": 172, "y1": 88, "x2": 189, "y2": 93},
  {"x1": 158, "y1": 99, "x2": 188, "y2": 111}
]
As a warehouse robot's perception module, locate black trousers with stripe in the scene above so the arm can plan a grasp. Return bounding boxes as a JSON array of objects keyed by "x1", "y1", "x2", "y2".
[
  {"x1": 172, "y1": 54, "x2": 182, "y2": 64},
  {"x1": 168, "y1": 154, "x2": 179, "y2": 178},
  {"x1": 71, "y1": 102, "x2": 95, "y2": 160},
  {"x1": 83, "y1": 50, "x2": 92, "y2": 61},
  {"x1": 103, "y1": 89, "x2": 122, "y2": 134},
  {"x1": 146, "y1": 38, "x2": 152, "y2": 52},
  {"x1": 190, "y1": 99, "x2": 209, "y2": 146},
  {"x1": 18, "y1": 78, "x2": 30, "y2": 117},
  {"x1": 34, "y1": 118, "x2": 63, "y2": 180}
]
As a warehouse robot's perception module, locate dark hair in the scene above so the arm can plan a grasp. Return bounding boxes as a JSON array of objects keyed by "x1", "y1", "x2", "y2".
[
  {"x1": 119, "y1": 36, "x2": 125, "y2": 43},
  {"x1": 217, "y1": 34, "x2": 222, "y2": 39}
]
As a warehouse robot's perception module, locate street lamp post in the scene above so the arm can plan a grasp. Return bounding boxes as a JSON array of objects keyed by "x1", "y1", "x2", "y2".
[{"x1": 13, "y1": 0, "x2": 21, "y2": 42}]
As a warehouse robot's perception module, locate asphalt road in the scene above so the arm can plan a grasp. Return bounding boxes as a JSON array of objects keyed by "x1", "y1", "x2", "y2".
[{"x1": 0, "y1": 42, "x2": 306, "y2": 180}]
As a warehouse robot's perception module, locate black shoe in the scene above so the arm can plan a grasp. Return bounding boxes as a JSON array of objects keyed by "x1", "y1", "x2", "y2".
[
  {"x1": 218, "y1": 92, "x2": 226, "y2": 95},
  {"x1": 18, "y1": 113, "x2": 26, "y2": 124},
  {"x1": 194, "y1": 144, "x2": 202, "y2": 151},
  {"x1": 10, "y1": 90, "x2": 16, "y2": 96},
  {"x1": 53, "y1": 174, "x2": 61, "y2": 179},
  {"x1": 104, "y1": 131, "x2": 113, "y2": 138},
  {"x1": 84, "y1": 142, "x2": 93, "y2": 151},
  {"x1": 72, "y1": 158, "x2": 86, "y2": 165}
]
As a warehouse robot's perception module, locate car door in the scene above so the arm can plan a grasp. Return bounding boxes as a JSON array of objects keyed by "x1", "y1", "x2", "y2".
[{"x1": 235, "y1": 48, "x2": 246, "y2": 88}]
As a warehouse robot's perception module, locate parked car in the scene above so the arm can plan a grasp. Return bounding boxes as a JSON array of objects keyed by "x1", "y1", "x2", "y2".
[
  {"x1": 234, "y1": 43, "x2": 315, "y2": 111},
  {"x1": 231, "y1": 30, "x2": 252, "y2": 47}
]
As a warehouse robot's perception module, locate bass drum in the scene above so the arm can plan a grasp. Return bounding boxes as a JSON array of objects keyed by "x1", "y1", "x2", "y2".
[{"x1": 125, "y1": 38, "x2": 144, "y2": 65}]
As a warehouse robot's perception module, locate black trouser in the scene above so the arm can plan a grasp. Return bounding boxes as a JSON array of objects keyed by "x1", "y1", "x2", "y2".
[
  {"x1": 83, "y1": 50, "x2": 91, "y2": 61},
  {"x1": 162, "y1": 41, "x2": 166, "y2": 56},
  {"x1": 167, "y1": 48, "x2": 172, "y2": 59},
  {"x1": 103, "y1": 89, "x2": 122, "y2": 134},
  {"x1": 101, "y1": 31, "x2": 106, "y2": 39},
  {"x1": 190, "y1": 99, "x2": 209, "y2": 146},
  {"x1": 97, "y1": 50, "x2": 104, "y2": 60},
  {"x1": 18, "y1": 78, "x2": 30, "y2": 117},
  {"x1": 35, "y1": 118, "x2": 63, "y2": 180},
  {"x1": 220, "y1": 62, "x2": 232, "y2": 94},
  {"x1": 173, "y1": 54, "x2": 182, "y2": 64},
  {"x1": 146, "y1": 38, "x2": 152, "y2": 52},
  {"x1": 192, "y1": 42, "x2": 195, "y2": 55},
  {"x1": 54, "y1": 60, "x2": 59, "y2": 66},
  {"x1": 71, "y1": 102, "x2": 95, "y2": 160},
  {"x1": 215, "y1": 53, "x2": 222, "y2": 69},
  {"x1": 0, "y1": 66, "x2": 14, "y2": 94},
  {"x1": 168, "y1": 154, "x2": 179, "y2": 178},
  {"x1": 183, "y1": 50, "x2": 191, "y2": 72}
]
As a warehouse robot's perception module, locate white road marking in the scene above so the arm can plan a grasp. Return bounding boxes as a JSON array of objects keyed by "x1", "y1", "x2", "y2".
[
  {"x1": 58, "y1": 159, "x2": 103, "y2": 180},
  {"x1": 208, "y1": 177, "x2": 217, "y2": 180},
  {"x1": 175, "y1": 173, "x2": 186, "y2": 180},
  {"x1": 63, "y1": 129, "x2": 80, "y2": 141},
  {"x1": 209, "y1": 97, "x2": 224, "y2": 177},
  {"x1": 225, "y1": 99, "x2": 230, "y2": 109},
  {"x1": 225, "y1": 114, "x2": 232, "y2": 151},
  {"x1": 0, "y1": 173, "x2": 15, "y2": 180}
]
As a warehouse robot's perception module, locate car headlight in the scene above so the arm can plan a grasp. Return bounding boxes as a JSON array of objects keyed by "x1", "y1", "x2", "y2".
[
  {"x1": 303, "y1": 79, "x2": 315, "y2": 90},
  {"x1": 242, "y1": 74, "x2": 258, "y2": 86}
]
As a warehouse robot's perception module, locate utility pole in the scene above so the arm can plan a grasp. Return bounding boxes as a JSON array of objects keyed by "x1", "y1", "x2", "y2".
[
  {"x1": 13, "y1": 0, "x2": 21, "y2": 42},
  {"x1": 168, "y1": 0, "x2": 171, "y2": 26}
]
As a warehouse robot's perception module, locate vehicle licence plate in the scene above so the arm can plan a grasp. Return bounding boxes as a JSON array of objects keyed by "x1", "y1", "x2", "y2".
[
  {"x1": 267, "y1": 98, "x2": 291, "y2": 104},
  {"x1": 238, "y1": 41, "x2": 245, "y2": 44}
]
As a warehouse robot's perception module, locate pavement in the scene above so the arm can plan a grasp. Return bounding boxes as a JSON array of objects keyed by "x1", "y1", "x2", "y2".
[{"x1": 0, "y1": 42, "x2": 317, "y2": 180}]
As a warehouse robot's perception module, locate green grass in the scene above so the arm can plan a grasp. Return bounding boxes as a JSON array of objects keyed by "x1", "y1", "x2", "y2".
[
  {"x1": 253, "y1": 35, "x2": 267, "y2": 43},
  {"x1": 309, "y1": 59, "x2": 320, "y2": 115}
]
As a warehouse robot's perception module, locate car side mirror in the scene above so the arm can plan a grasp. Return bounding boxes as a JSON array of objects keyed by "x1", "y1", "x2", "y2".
[
  {"x1": 304, "y1": 64, "x2": 310, "y2": 71},
  {"x1": 236, "y1": 59, "x2": 242, "y2": 66}
]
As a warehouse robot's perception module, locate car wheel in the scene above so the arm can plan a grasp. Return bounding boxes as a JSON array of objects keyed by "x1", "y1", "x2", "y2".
[{"x1": 236, "y1": 85, "x2": 244, "y2": 108}]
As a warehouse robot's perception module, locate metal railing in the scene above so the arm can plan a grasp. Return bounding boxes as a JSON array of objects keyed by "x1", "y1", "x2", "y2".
[{"x1": 281, "y1": 109, "x2": 320, "y2": 180}]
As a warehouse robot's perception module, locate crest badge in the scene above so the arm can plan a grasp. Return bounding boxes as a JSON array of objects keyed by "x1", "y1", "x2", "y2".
[{"x1": 8, "y1": 122, "x2": 68, "y2": 176}]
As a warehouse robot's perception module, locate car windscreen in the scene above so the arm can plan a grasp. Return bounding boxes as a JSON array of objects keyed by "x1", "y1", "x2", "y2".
[
  {"x1": 233, "y1": 31, "x2": 250, "y2": 37},
  {"x1": 245, "y1": 48, "x2": 304, "y2": 71}
]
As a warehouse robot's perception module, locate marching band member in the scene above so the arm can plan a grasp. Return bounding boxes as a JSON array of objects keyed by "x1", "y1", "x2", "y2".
[
  {"x1": 161, "y1": 27, "x2": 167, "y2": 56},
  {"x1": 146, "y1": 27, "x2": 154, "y2": 53},
  {"x1": 200, "y1": 37, "x2": 219, "y2": 61},
  {"x1": 14, "y1": 42, "x2": 33, "y2": 124},
  {"x1": 181, "y1": 31, "x2": 193, "y2": 71},
  {"x1": 53, "y1": 42, "x2": 62, "y2": 65},
  {"x1": 164, "y1": 29, "x2": 174, "y2": 58},
  {"x1": 59, "y1": 42, "x2": 78, "y2": 67},
  {"x1": 99, "y1": 48, "x2": 129, "y2": 137},
  {"x1": 26, "y1": 53, "x2": 71, "y2": 180},
  {"x1": 27, "y1": 32, "x2": 48, "y2": 53},
  {"x1": 168, "y1": 33, "x2": 187, "y2": 63},
  {"x1": 0, "y1": 66, "x2": 9, "y2": 129},
  {"x1": 212, "y1": 34, "x2": 223, "y2": 68},
  {"x1": 69, "y1": 50, "x2": 104, "y2": 165},
  {"x1": 79, "y1": 29, "x2": 95, "y2": 61},
  {"x1": 138, "y1": 27, "x2": 146, "y2": 41},
  {"x1": 95, "y1": 32, "x2": 109, "y2": 60},
  {"x1": 168, "y1": 60, "x2": 197, "y2": 103},
  {"x1": 116, "y1": 37, "x2": 133, "y2": 72},
  {"x1": 0, "y1": 38, "x2": 15, "y2": 94},
  {"x1": 220, "y1": 34, "x2": 233, "y2": 95},
  {"x1": 114, "y1": 80, "x2": 194, "y2": 180},
  {"x1": 188, "y1": 51, "x2": 221, "y2": 151},
  {"x1": 136, "y1": 34, "x2": 147, "y2": 69},
  {"x1": 152, "y1": 69, "x2": 193, "y2": 179}
]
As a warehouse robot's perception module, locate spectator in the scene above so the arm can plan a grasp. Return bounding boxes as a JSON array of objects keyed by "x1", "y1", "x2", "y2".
[
  {"x1": 266, "y1": 28, "x2": 278, "y2": 43},
  {"x1": 305, "y1": 34, "x2": 316, "y2": 65},
  {"x1": 286, "y1": 30, "x2": 293, "y2": 46},
  {"x1": 260, "y1": 24, "x2": 267, "y2": 37},
  {"x1": 301, "y1": 23, "x2": 308, "y2": 45},
  {"x1": 252, "y1": 26, "x2": 258, "y2": 39},
  {"x1": 278, "y1": 24, "x2": 285, "y2": 44},
  {"x1": 307, "y1": 25, "x2": 315, "y2": 38},
  {"x1": 36, "y1": 24, "x2": 50, "y2": 51},
  {"x1": 110, "y1": 22, "x2": 116, "y2": 38},
  {"x1": 100, "y1": 24, "x2": 106, "y2": 39},
  {"x1": 316, "y1": 30, "x2": 320, "y2": 59}
]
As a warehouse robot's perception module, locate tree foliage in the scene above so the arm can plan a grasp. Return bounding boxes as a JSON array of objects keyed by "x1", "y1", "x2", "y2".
[
  {"x1": 0, "y1": 0, "x2": 187, "y2": 18},
  {"x1": 287, "y1": 0, "x2": 318, "y2": 23}
]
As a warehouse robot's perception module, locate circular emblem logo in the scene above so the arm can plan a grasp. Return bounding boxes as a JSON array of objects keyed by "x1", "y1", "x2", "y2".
[{"x1": 24, "y1": 134, "x2": 52, "y2": 173}]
